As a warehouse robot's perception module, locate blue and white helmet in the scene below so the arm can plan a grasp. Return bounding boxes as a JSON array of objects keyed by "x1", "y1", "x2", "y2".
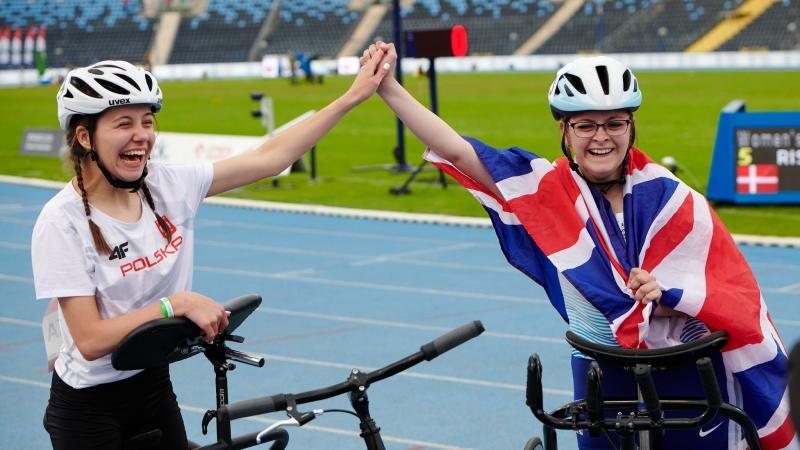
[
  {"x1": 548, "y1": 56, "x2": 642, "y2": 120},
  {"x1": 57, "y1": 60, "x2": 162, "y2": 130}
]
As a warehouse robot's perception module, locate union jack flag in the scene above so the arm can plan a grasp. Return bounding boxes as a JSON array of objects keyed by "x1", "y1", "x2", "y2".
[{"x1": 425, "y1": 138, "x2": 797, "y2": 449}]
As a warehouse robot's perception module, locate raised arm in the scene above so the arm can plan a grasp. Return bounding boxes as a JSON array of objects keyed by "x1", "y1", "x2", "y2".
[
  {"x1": 207, "y1": 48, "x2": 391, "y2": 196},
  {"x1": 367, "y1": 42, "x2": 499, "y2": 197}
]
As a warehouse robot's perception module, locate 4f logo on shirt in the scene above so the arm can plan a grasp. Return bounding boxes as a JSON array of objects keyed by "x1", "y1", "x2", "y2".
[
  {"x1": 155, "y1": 215, "x2": 177, "y2": 238},
  {"x1": 109, "y1": 241, "x2": 129, "y2": 260}
]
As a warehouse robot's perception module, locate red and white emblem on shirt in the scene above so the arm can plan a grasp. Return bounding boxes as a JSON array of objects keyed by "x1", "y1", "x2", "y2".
[
  {"x1": 736, "y1": 164, "x2": 778, "y2": 194},
  {"x1": 155, "y1": 215, "x2": 177, "y2": 237}
]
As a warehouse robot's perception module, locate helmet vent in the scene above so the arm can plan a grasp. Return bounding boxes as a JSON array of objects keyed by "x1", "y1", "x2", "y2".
[
  {"x1": 633, "y1": 80, "x2": 638, "y2": 92},
  {"x1": 622, "y1": 69, "x2": 631, "y2": 91},
  {"x1": 564, "y1": 84, "x2": 574, "y2": 97},
  {"x1": 63, "y1": 89, "x2": 74, "y2": 98},
  {"x1": 88, "y1": 68, "x2": 104, "y2": 75},
  {"x1": 564, "y1": 73, "x2": 586, "y2": 94},
  {"x1": 145, "y1": 74, "x2": 153, "y2": 91},
  {"x1": 113, "y1": 73, "x2": 141, "y2": 92},
  {"x1": 93, "y1": 64, "x2": 125, "y2": 70},
  {"x1": 554, "y1": 85, "x2": 560, "y2": 95},
  {"x1": 95, "y1": 78, "x2": 130, "y2": 95},
  {"x1": 70, "y1": 76, "x2": 102, "y2": 98},
  {"x1": 595, "y1": 65, "x2": 610, "y2": 95}
]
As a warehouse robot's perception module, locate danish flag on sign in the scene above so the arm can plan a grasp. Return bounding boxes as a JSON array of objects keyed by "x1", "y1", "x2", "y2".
[{"x1": 737, "y1": 164, "x2": 779, "y2": 194}]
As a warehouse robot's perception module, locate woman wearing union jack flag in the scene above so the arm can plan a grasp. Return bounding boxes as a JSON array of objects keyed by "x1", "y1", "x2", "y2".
[{"x1": 364, "y1": 41, "x2": 796, "y2": 450}]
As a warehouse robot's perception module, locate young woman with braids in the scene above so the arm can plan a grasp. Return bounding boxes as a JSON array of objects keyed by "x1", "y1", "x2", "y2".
[{"x1": 31, "y1": 53, "x2": 391, "y2": 450}]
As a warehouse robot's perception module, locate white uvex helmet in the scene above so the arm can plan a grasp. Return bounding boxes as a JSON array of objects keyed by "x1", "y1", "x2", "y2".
[
  {"x1": 57, "y1": 60, "x2": 162, "y2": 130},
  {"x1": 548, "y1": 55, "x2": 642, "y2": 120}
]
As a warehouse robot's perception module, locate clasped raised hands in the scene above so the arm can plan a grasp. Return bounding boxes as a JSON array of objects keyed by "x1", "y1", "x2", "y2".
[
  {"x1": 360, "y1": 41, "x2": 398, "y2": 90},
  {"x1": 344, "y1": 41, "x2": 396, "y2": 105}
]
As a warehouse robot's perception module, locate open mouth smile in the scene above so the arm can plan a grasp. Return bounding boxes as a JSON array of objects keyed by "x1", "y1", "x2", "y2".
[{"x1": 587, "y1": 148, "x2": 614, "y2": 156}]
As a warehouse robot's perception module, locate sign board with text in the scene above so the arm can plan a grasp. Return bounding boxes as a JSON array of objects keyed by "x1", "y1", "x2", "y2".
[
  {"x1": 707, "y1": 101, "x2": 800, "y2": 204},
  {"x1": 19, "y1": 128, "x2": 66, "y2": 157}
]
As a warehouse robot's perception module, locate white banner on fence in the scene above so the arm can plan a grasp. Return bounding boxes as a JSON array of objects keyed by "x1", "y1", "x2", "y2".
[
  {"x1": 150, "y1": 110, "x2": 316, "y2": 176},
  {"x1": 151, "y1": 131, "x2": 297, "y2": 176}
]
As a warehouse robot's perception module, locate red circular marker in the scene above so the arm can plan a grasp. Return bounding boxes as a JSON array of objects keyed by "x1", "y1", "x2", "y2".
[{"x1": 451, "y1": 25, "x2": 468, "y2": 57}]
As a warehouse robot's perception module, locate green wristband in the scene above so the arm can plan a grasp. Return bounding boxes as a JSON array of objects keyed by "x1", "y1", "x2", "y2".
[{"x1": 159, "y1": 297, "x2": 172, "y2": 318}]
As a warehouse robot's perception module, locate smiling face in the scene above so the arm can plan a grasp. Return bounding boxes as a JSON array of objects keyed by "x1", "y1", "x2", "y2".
[
  {"x1": 78, "y1": 104, "x2": 155, "y2": 183},
  {"x1": 561, "y1": 110, "x2": 632, "y2": 184}
]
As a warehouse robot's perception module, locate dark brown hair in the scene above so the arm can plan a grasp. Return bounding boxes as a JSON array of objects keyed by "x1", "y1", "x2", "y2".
[{"x1": 66, "y1": 114, "x2": 172, "y2": 256}]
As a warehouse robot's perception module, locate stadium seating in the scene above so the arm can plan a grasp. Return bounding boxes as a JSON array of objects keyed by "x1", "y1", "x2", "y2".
[
  {"x1": 718, "y1": 0, "x2": 800, "y2": 51},
  {"x1": 369, "y1": 0, "x2": 558, "y2": 56},
  {"x1": 0, "y1": 0, "x2": 153, "y2": 68},
  {"x1": 252, "y1": 0, "x2": 361, "y2": 59},
  {"x1": 536, "y1": 0, "x2": 733, "y2": 54},
  {"x1": 169, "y1": 0, "x2": 273, "y2": 64}
]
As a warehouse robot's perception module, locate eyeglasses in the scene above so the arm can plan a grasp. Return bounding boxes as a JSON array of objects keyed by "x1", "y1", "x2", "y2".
[{"x1": 568, "y1": 119, "x2": 631, "y2": 138}]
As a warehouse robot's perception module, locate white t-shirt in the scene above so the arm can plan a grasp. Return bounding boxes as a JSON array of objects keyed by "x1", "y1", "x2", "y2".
[{"x1": 31, "y1": 163, "x2": 213, "y2": 389}]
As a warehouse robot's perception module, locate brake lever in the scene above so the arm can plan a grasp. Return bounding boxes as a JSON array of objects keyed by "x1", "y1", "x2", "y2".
[
  {"x1": 256, "y1": 417, "x2": 299, "y2": 444},
  {"x1": 255, "y1": 410, "x2": 323, "y2": 443}
]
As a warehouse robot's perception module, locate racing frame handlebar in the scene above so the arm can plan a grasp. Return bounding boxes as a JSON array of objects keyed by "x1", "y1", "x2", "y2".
[{"x1": 216, "y1": 321, "x2": 485, "y2": 441}]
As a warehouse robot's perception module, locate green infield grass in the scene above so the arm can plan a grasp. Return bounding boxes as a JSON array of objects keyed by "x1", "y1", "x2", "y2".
[{"x1": 2, "y1": 70, "x2": 798, "y2": 236}]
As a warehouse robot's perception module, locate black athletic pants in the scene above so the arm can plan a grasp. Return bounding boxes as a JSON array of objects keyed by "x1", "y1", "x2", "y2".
[{"x1": 43, "y1": 366, "x2": 189, "y2": 450}]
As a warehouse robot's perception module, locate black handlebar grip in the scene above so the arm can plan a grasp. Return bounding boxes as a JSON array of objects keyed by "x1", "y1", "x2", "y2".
[
  {"x1": 586, "y1": 361, "x2": 604, "y2": 422},
  {"x1": 420, "y1": 321, "x2": 484, "y2": 361},
  {"x1": 633, "y1": 364, "x2": 661, "y2": 420},
  {"x1": 224, "y1": 394, "x2": 287, "y2": 421},
  {"x1": 526, "y1": 353, "x2": 543, "y2": 410},
  {"x1": 696, "y1": 357, "x2": 722, "y2": 409}
]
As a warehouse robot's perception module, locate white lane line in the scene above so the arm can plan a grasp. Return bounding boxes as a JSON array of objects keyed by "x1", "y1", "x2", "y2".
[
  {"x1": 199, "y1": 239, "x2": 362, "y2": 260},
  {"x1": 0, "y1": 241, "x2": 30, "y2": 250},
  {"x1": 178, "y1": 405, "x2": 477, "y2": 450},
  {"x1": 0, "y1": 204, "x2": 43, "y2": 213},
  {"x1": 199, "y1": 239, "x2": 513, "y2": 273},
  {"x1": 0, "y1": 273, "x2": 34, "y2": 284},
  {"x1": 349, "y1": 242, "x2": 480, "y2": 267},
  {"x1": 0, "y1": 215, "x2": 35, "y2": 226},
  {"x1": 390, "y1": 258, "x2": 516, "y2": 273},
  {"x1": 0, "y1": 317, "x2": 39, "y2": 327},
  {"x1": 258, "y1": 308, "x2": 566, "y2": 345},
  {"x1": 749, "y1": 262, "x2": 800, "y2": 271},
  {"x1": 195, "y1": 266, "x2": 546, "y2": 305},
  {"x1": 774, "y1": 282, "x2": 800, "y2": 294},
  {"x1": 257, "y1": 353, "x2": 572, "y2": 396},
  {"x1": 0, "y1": 374, "x2": 50, "y2": 388},
  {"x1": 197, "y1": 218, "x2": 497, "y2": 248},
  {"x1": 764, "y1": 288, "x2": 800, "y2": 296},
  {"x1": 774, "y1": 319, "x2": 800, "y2": 327}
]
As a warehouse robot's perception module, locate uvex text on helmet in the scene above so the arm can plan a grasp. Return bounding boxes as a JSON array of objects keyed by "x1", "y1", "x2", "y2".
[{"x1": 56, "y1": 60, "x2": 162, "y2": 130}]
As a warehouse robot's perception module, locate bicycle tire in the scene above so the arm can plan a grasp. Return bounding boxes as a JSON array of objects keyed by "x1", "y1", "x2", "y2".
[{"x1": 524, "y1": 437, "x2": 544, "y2": 450}]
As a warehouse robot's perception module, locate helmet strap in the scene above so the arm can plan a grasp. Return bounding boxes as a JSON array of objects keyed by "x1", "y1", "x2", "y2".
[
  {"x1": 85, "y1": 122, "x2": 147, "y2": 193},
  {"x1": 561, "y1": 123, "x2": 628, "y2": 194}
]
